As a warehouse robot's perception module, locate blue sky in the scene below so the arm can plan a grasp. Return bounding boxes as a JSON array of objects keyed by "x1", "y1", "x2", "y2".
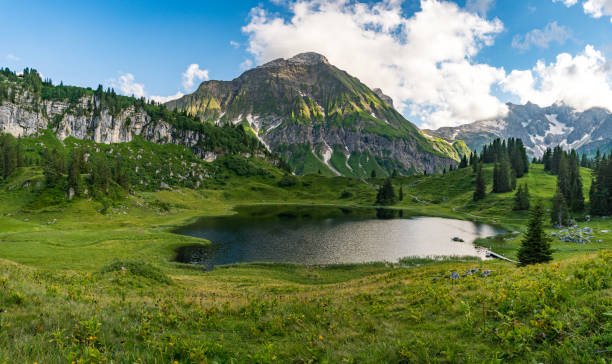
[{"x1": 1, "y1": 0, "x2": 611, "y2": 128}]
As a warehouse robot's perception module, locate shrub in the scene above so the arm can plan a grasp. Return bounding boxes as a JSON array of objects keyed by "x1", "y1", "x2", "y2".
[{"x1": 277, "y1": 175, "x2": 298, "y2": 187}]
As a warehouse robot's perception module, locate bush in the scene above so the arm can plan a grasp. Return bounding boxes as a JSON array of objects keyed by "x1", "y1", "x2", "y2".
[
  {"x1": 278, "y1": 175, "x2": 298, "y2": 187},
  {"x1": 340, "y1": 190, "x2": 352, "y2": 199}
]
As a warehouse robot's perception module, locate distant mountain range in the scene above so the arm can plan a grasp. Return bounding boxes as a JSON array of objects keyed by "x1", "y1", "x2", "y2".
[
  {"x1": 166, "y1": 52, "x2": 467, "y2": 176},
  {"x1": 427, "y1": 102, "x2": 612, "y2": 157}
]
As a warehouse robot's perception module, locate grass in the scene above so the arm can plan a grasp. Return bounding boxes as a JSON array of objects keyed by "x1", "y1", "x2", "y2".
[{"x1": 0, "y1": 162, "x2": 610, "y2": 363}]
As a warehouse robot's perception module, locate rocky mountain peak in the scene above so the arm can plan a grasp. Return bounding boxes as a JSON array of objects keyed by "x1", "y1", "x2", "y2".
[
  {"x1": 258, "y1": 52, "x2": 330, "y2": 69},
  {"x1": 373, "y1": 88, "x2": 394, "y2": 109}
]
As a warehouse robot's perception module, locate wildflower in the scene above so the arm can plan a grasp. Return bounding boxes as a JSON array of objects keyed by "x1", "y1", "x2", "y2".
[
  {"x1": 169, "y1": 342, "x2": 175, "y2": 346},
  {"x1": 318, "y1": 335, "x2": 323, "y2": 340}
]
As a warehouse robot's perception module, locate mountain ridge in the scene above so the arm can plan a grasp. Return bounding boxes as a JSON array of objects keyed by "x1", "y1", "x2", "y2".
[{"x1": 427, "y1": 102, "x2": 612, "y2": 157}]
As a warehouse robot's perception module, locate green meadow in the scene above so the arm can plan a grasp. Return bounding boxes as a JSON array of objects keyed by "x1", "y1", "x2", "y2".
[{"x1": 0, "y1": 161, "x2": 610, "y2": 363}]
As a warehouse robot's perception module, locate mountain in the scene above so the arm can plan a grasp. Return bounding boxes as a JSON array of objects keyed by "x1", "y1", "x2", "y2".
[
  {"x1": 166, "y1": 52, "x2": 465, "y2": 176},
  {"x1": 0, "y1": 68, "x2": 268, "y2": 162},
  {"x1": 427, "y1": 102, "x2": 612, "y2": 157}
]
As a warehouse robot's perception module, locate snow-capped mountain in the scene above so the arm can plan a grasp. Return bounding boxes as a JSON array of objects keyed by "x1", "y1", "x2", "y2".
[{"x1": 427, "y1": 102, "x2": 612, "y2": 157}]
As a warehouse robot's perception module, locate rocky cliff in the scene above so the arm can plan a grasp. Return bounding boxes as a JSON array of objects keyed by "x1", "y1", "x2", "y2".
[{"x1": 0, "y1": 70, "x2": 265, "y2": 162}]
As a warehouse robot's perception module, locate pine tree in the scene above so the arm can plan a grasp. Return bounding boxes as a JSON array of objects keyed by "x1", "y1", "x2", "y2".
[
  {"x1": 375, "y1": 178, "x2": 396, "y2": 205},
  {"x1": 473, "y1": 164, "x2": 486, "y2": 201},
  {"x1": 370, "y1": 170, "x2": 376, "y2": 178},
  {"x1": 568, "y1": 150, "x2": 584, "y2": 211},
  {"x1": 67, "y1": 148, "x2": 84, "y2": 196},
  {"x1": 492, "y1": 158, "x2": 512, "y2": 193},
  {"x1": 518, "y1": 201, "x2": 552, "y2": 266},
  {"x1": 459, "y1": 155, "x2": 468, "y2": 168},
  {"x1": 551, "y1": 189, "x2": 570, "y2": 227},
  {"x1": 513, "y1": 183, "x2": 530, "y2": 210},
  {"x1": 399, "y1": 185, "x2": 403, "y2": 201}
]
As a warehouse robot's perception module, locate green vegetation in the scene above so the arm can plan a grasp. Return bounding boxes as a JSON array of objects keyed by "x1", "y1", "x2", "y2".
[
  {"x1": 0, "y1": 133, "x2": 609, "y2": 362},
  {"x1": 518, "y1": 202, "x2": 553, "y2": 266}
]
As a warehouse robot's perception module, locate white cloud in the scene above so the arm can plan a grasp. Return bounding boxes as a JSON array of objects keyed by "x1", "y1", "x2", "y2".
[
  {"x1": 110, "y1": 73, "x2": 146, "y2": 98},
  {"x1": 242, "y1": 0, "x2": 507, "y2": 129},
  {"x1": 553, "y1": 0, "x2": 578, "y2": 5},
  {"x1": 502, "y1": 45, "x2": 612, "y2": 112},
  {"x1": 553, "y1": 0, "x2": 612, "y2": 22},
  {"x1": 465, "y1": 0, "x2": 495, "y2": 17},
  {"x1": 240, "y1": 59, "x2": 254, "y2": 70},
  {"x1": 182, "y1": 64, "x2": 209, "y2": 91},
  {"x1": 150, "y1": 91, "x2": 184, "y2": 104},
  {"x1": 230, "y1": 40, "x2": 240, "y2": 48},
  {"x1": 511, "y1": 21, "x2": 571, "y2": 51},
  {"x1": 6, "y1": 54, "x2": 20, "y2": 61}
]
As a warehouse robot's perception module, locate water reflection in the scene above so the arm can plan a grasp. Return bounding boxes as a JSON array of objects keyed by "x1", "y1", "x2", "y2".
[{"x1": 174, "y1": 205, "x2": 504, "y2": 268}]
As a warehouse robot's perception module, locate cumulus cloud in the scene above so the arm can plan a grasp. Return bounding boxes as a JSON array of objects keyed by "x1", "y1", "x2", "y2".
[
  {"x1": 182, "y1": 64, "x2": 209, "y2": 91},
  {"x1": 553, "y1": 0, "x2": 612, "y2": 22},
  {"x1": 110, "y1": 63, "x2": 208, "y2": 104},
  {"x1": 242, "y1": 0, "x2": 507, "y2": 128},
  {"x1": 6, "y1": 54, "x2": 20, "y2": 61},
  {"x1": 150, "y1": 91, "x2": 185, "y2": 104},
  {"x1": 465, "y1": 0, "x2": 495, "y2": 17},
  {"x1": 502, "y1": 45, "x2": 612, "y2": 112},
  {"x1": 511, "y1": 21, "x2": 571, "y2": 51},
  {"x1": 110, "y1": 73, "x2": 146, "y2": 98}
]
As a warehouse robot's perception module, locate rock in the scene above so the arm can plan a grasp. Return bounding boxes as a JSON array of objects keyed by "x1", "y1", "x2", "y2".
[
  {"x1": 450, "y1": 271, "x2": 460, "y2": 280},
  {"x1": 452, "y1": 237, "x2": 464, "y2": 242},
  {"x1": 67, "y1": 187, "x2": 75, "y2": 200},
  {"x1": 160, "y1": 182, "x2": 170, "y2": 189},
  {"x1": 480, "y1": 270, "x2": 492, "y2": 277},
  {"x1": 601, "y1": 230, "x2": 610, "y2": 233}
]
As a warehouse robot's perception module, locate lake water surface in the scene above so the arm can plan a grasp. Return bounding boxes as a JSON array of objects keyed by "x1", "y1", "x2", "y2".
[{"x1": 174, "y1": 205, "x2": 505, "y2": 268}]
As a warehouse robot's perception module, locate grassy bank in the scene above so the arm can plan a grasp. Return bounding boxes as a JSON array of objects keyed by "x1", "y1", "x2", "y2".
[{"x1": 0, "y1": 163, "x2": 611, "y2": 363}]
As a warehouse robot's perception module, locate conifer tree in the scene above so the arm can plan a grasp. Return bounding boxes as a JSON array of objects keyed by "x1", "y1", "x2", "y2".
[
  {"x1": 513, "y1": 183, "x2": 530, "y2": 210},
  {"x1": 518, "y1": 201, "x2": 552, "y2": 266},
  {"x1": 399, "y1": 185, "x2": 403, "y2": 201},
  {"x1": 551, "y1": 189, "x2": 570, "y2": 227},
  {"x1": 473, "y1": 164, "x2": 486, "y2": 201},
  {"x1": 67, "y1": 148, "x2": 84, "y2": 196},
  {"x1": 459, "y1": 155, "x2": 468, "y2": 168},
  {"x1": 376, "y1": 178, "x2": 396, "y2": 205}
]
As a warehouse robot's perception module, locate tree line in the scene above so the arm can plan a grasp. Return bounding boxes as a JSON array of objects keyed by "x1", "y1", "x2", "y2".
[{"x1": 468, "y1": 138, "x2": 530, "y2": 201}]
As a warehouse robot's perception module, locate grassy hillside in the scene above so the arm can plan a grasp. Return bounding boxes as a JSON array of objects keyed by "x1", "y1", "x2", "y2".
[{"x1": 0, "y1": 154, "x2": 610, "y2": 363}]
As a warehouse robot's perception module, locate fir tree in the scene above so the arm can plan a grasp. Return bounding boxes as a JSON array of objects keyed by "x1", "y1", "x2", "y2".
[
  {"x1": 459, "y1": 155, "x2": 468, "y2": 168},
  {"x1": 551, "y1": 189, "x2": 570, "y2": 227},
  {"x1": 513, "y1": 183, "x2": 530, "y2": 210},
  {"x1": 473, "y1": 164, "x2": 486, "y2": 201},
  {"x1": 375, "y1": 178, "x2": 396, "y2": 205},
  {"x1": 67, "y1": 148, "x2": 84, "y2": 196},
  {"x1": 517, "y1": 201, "x2": 552, "y2": 266}
]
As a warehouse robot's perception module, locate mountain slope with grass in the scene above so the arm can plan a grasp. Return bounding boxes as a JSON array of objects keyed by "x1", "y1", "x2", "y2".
[
  {"x1": 0, "y1": 155, "x2": 610, "y2": 363},
  {"x1": 166, "y1": 52, "x2": 466, "y2": 176}
]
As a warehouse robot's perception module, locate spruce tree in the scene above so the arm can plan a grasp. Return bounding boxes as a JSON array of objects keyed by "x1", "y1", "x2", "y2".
[
  {"x1": 473, "y1": 164, "x2": 486, "y2": 201},
  {"x1": 517, "y1": 201, "x2": 552, "y2": 266},
  {"x1": 67, "y1": 149, "x2": 83, "y2": 196},
  {"x1": 513, "y1": 183, "x2": 530, "y2": 210},
  {"x1": 375, "y1": 178, "x2": 396, "y2": 205},
  {"x1": 551, "y1": 189, "x2": 570, "y2": 227}
]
